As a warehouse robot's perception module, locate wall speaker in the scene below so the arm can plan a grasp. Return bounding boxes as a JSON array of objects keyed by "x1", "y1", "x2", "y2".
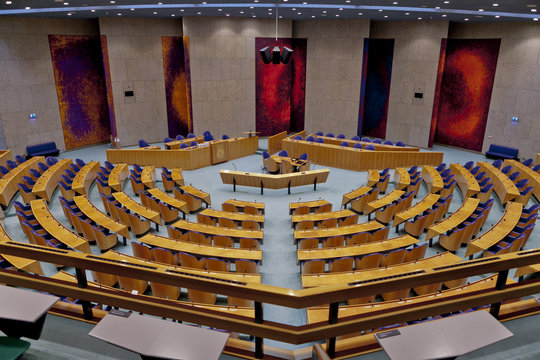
[
  {"x1": 259, "y1": 47, "x2": 272, "y2": 64},
  {"x1": 280, "y1": 46, "x2": 293, "y2": 64},
  {"x1": 272, "y1": 46, "x2": 281, "y2": 64}
]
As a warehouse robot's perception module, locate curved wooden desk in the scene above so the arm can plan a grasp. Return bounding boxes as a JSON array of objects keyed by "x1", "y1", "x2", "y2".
[
  {"x1": 289, "y1": 199, "x2": 330, "y2": 215},
  {"x1": 301, "y1": 252, "x2": 462, "y2": 288},
  {"x1": 503, "y1": 160, "x2": 540, "y2": 202},
  {"x1": 291, "y1": 209, "x2": 355, "y2": 228},
  {"x1": 73, "y1": 195, "x2": 130, "y2": 240},
  {"x1": 0, "y1": 222, "x2": 44, "y2": 275},
  {"x1": 71, "y1": 161, "x2": 100, "y2": 195},
  {"x1": 171, "y1": 169, "x2": 185, "y2": 187},
  {"x1": 32, "y1": 159, "x2": 72, "y2": 202},
  {"x1": 223, "y1": 199, "x2": 265, "y2": 214},
  {"x1": 140, "y1": 166, "x2": 156, "y2": 188},
  {"x1": 147, "y1": 188, "x2": 188, "y2": 215},
  {"x1": 108, "y1": 164, "x2": 129, "y2": 192},
  {"x1": 31, "y1": 199, "x2": 91, "y2": 253},
  {"x1": 394, "y1": 168, "x2": 410, "y2": 191},
  {"x1": 164, "y1": 136, "x2": 204, "y2": 150},
  {"x1": 308, "y1": 134, "x2": 418, "y2": 152},
  {"x1": 393, "y1": 193, "x2": 440, "y2": 227},
  {"x1": 297, "y1": 235, "x2": 418, "y2": 263},
  {"x1": 139, "y1": 234, "x2": 262, "y2": 263},
  {"x1": 478, "y1": 161, "x2": 520, "y2": 205},
  {"x1": 450, "y1": 163, "x2": 480, "y2": 199},
  {"x1": 293, "y1": 220, "x2": 384, "y2": 243},
  {"x1": 112, "y1": 192, "x2": 162, "y2": 225},
  {"x1": 365, "y1": 190, "x2": 405, "y2": 215},
  {"x1": 465, "y1": 201, "x2": 523, "y2": 257},
  {"x1": 367, "y1": 170, "x2": 379, "y2": 187},
  {"x1": 199, "y1": 208, "x2": 264, "y2": 228},
  {"x1": 342, "y1": 186, "x2": 371, "y2": 208},
  {"x1": 426, "y1": 197, "x2": 480, "y2": 241},
  {"x1": 180, "y1": 185, "x2": 211, "y2": 206},
  {"x1": 171, "y1": 219, "x2": 264, "y2": 243},
  {"x1": 0, "y1": 157, "x2": 43, "y2": 207},
  {"x1": 422, "y1": 166, "x2": 444, "y2": 194}
]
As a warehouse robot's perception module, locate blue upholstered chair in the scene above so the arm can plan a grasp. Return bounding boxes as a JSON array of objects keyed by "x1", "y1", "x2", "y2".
[
  {"x1": 203, "y1": 131, "x2": 214, "y2": 141},
  {"x1": 501, "y1": 165, "x2": 512, "y2": 175},
  {"x1": 278, "y1": 150, "x2": 288, "y2": 157},
  {"x1": 340, "y1": 142, "x2": 349, "y2": 147},
  {"x1": 533, "y1": 164, "x2": 540, "y2": 173},
  {"x1": 372, "y1": 138, "x2": 382, "y2": 144},
  {"x1": 352, "y1": 143, "x2": 362, "y2": 149},
  {"x1": 164, "y1": 137, "x2": 173, "y2": 143},
  {"x1": 306, "y1": 136, "x2": 315, "y2": 142},
  {"x1": 176, "y1": 135, "x2": 185, "y2": 140},
  {"x1": 180, "y1": 143, "x2": 188, "y2": 149},
  {"x1": 315, "y1": 131, "x2": 323, "y2": 136},
  {"x1": 383, "y1": 140, "x2": 393, "y2": 145},
  {"x1": 492, "y1": 159, "x2": 503, "y2": 169},
  {"x1": 190, "y1": 141, "x2": 198, "y2": 147},
  {"x1": 351, "y1": 135, "x2": 360, "y2": 141},
  {"x1": 15, "y1": 154, "x2": 26, "y2": 164},
  {"x1": 315, "y1": 138, "x2": 324, "y2": 143},
  {"x1": 515, "y1": 178, "x2": 529, "y2": 190},
  {"x1": 395, "y1": 141, "x2": 405, "y2": 147},
  {"x1": 299, "y1": 153, "x2": 308, "y2": 161},
  {"x1": 46, "y1": 157, "x2": 58, "y2": 166},
  {"x1": 222, "y1": 134, "x2": 230, "y2": 140},
  {"x1": 365, "y1": 144, "x2": 375, "y2": 150},
  {"x1": 436, "y1": 163, "x2": 447, "y2": 173},
  {"x1": 138, "y1": 139, "x2": 149, "y2": 148},
  {"x1": 262, "y1": 151, "x2": 270, "y2": 160},
  {"x1": 464, "y1": 161, "x2": 474, "y2": 170},
  {"x1": 6, "y1": 160, "x2": 18, "y2": 169},
  {"x1": 0, "y1": 166, "x2": 9, "y2": 176},
  {"x1": 76, "y1": 158, "x2": 86, "y2": 168},
  {"x1": 361, "y1": 137, "x2": 371, "y2": 142},
  {"x1": 522, "y1": 158, "x2": 533, "y2": 167},
  {"x1": 337, "y1": 134, "x2": 346, "y2": 139},
  {"x1": 508, "y1": 172, "x2": 520, "y2": 182},
  {"x1": 187, "y1": 133, "x2": 196, "y2": 138},
  {"x1": 326, "y1": 133, "x2": 335, "y2": 138},
  {"x1": 293, "y1": 135, "x2": 302, "y2": 140}
]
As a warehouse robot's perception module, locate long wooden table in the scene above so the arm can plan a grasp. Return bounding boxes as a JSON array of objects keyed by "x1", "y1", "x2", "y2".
[
  {"x1": 223, "y1": 199, "x2": 265, "y2": 214},
  {"x1": 108, "y1": 164, "x2": 129, "y2": 192},
  {"x1": 426, "y1": 197, "x2": 480, "y2": 241},
  {"x1": 139, "y1": 234, "x2": 263, "y2": 263},
  {"x1": 32, "y1": 159, "x2": 73, "y2": 202},
  {"x1": 281, "y1": 138, "x2": 443, "y2": 171},
  {"x1": 465, "y1": 201, "x2": 523, "y2": 257},
  {"x1": 73, "y1": 195, "x2": 130, "y2": 240},
  {"x1": 393, "y1": 193, "x2": 440, "y2": 227},
  {"x1": 220, "y1": 169, "x2": 330, "y2": 194},
  {"x1": 301, "y1": 252, "x2": 462, "y2": 288},
  {"x1": 181, "y1": 185, "x2": 211, "y2": 206},
  {"x1": 199, "y1": 208, "x2": 264, "y2": 228},
  {"x1": 393, "y1": 168, "x2": 410, "y2": 190},
  {"x1": 71, "y1": 161, "x2": 100, "y2": 195},
  {"x1": 293, "y1": 220, "x2": 384, "y2": 243},
  {"x1": 31, "y1": 199, "x2": 91, "y2": 253},
  {"x1": 147, "y1": 188, "x2": 188, "y2": 215},
  {"x1": 291, "y1": 209, "x2": 355, "y2": 228},
  {"x1": 0, "y1": 156, "x2": 43, "y2": 207},
  {"x1": 365, "y1": 190, "x2": 405, "y2": 215},
  {"x1": 107, "y1": 137, "x2": 258, "y2": 170},
  {"x1": 289, "y1": 199, "x2": 330, "y2": 214},
  {"x1": 422, "y1": 166, "x2": 444, "y2": 193},
  {"x1": 112, "y1": 192, "x2": 162, "y2": 225},
  {"x1": 450, "y1": 163, "x2": 480, "y2": 199},
  {"x1": 342, "y1": 186, "x2": 371, "y2": 208},
  {"x1": 478, "y1": 161, "x2": 520, "y2": 204},
  {"x1": 308, "y1": 135, "x2": 418, "y2": 152},
  {"x1": 164, "y1": 136, "x2": 204, "y2": 150},
  {"x1": 503, "y1": 160, "x2": 540, "y2": 202},
  {"x1": 297, "y1": 235, "x2": 418, "y2": 263},
  {"x1": 171, "y1": 219, "x2": 264, "y2": 243}
]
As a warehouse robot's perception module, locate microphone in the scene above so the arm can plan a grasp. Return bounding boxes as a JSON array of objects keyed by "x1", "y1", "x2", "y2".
[{"x1": 232, "y1": 163, "x2": 237, "y2": 171}]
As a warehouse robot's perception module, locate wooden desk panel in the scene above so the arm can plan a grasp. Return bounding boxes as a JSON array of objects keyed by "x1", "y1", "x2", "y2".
[
  {"x1": 422, "y1": 166, "x2": 444, "y2": 194},
  {"x1": 139, "y1": 234, "x2": 262, "y2": 262},
  {"x1": 72, "y1": 161, "x2": 100, "y2": 195},
  {"x1": 148, "y1": 188, "x2": 188, "y2": 214},
  {"x1": 32, "y1": 159, "x2": 72, "y2": 202},
  {"x1": 294, "y1": 221, "x2": 384, "y2": 242},
  {"x1": 220, "y1": 169, "x2": 329, "y2": 191},
  {"x1": 394, "y1": 168, "x2": 410, "y2": 190},
  {"x1": 181, "y1": 185, "x2": 211, "y2": 206},
  {"x1": 200, "y1": 209, "x2": 264, "y2": 226},
  {"x1": 365, "y1": 190, "x2": 405, "y2": 215},
  {"x1": 74, "y1": 195, "x2": 130, "y2": 239},
  {"x1": 503, "y1": 160, "x2": 540, "y2": 202},
  {"x1": 282, "y1": 138, "x2": 443, "y2": 171},
  {"x1": 292, "y1": 209, "x2": 355, "y2": 227},
  {"x1": 171, "y1": 169, "x2": 185, "y2": 187},
  {"x1": 367, "y1": 170, "x2": 379, "y2": 187},
  {"x1": 0, "y1": 222, "x2": 44, "y2": 274},
  {"x1": 426, "y1": 197, "x2": 480, "y2": 240},
  {"x1": 165, "y1": 136, "x2": 204, "y2": 149},
  {"x1": 210, "y1": 140, "x2": 229, "y2": 164},
  {"x1": 297, "y1": 235, "x2": 418, "y2": 262},
  {"x1": 108, "y1": 164, "x2": 129, "y2": 192},
  {"x1": 0, "y1": 157, "x2": 43, "y2": 207},
  {"x1": 226, "y1": 136, "x2": 259, "y2": 161},
  {"x1": 171, "y1": 219, "x2": 264, "y2": 241},
  {"x1": 112, "y1": 192, "x2": 162, "y2": 225},
  {"x1": 342, "y1": 186, "x2": 371, "y2": 208},
  {"x1": 223, "y1": 199, "x2": 265, "y2": 214},
  {"x1": 31, "y1": 199, "x2": 91, "y2": 253},
  {"x1": 450, "y1": 163, "x2": 480, "y2": 199},
  {"x1": 465, "y1": 201, "x2": 523, "y2": 257},
  {"x1": 0, "y1": 150, "x2": 13, "y2": 168},
  {"x1": 308, "y1": 135, "x2": 418, "y2": 152},
  {"x1": 141, "y1": 166, "x2": 156, "y2": 188},
  {"x1": 394, "y1": 193, "x2": 440, "y2": 227},
  {"x1": 301, "y1": 252, "x2": 462, "y2": 288},
  {"x1": 289, "y1": 199, "x2": 330, "y2": 214},
  {"x1": 478, "y1": 161, "x2": 520, "y2": 204}
]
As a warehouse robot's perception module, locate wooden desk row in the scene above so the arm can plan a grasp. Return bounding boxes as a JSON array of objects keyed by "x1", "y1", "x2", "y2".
[
  {"x1": 112, "y1": 192, "x2": 162, "y2": 226},
  {"x1": 0, "y1": 156, "x2": 43, "y2": 207},
  {"x1": 147, "y1": 188, "x2": 189, "y2": 215},
  {"x1": 342, "y1": 186, "x2": 371, "y2": 208},
  {"x1": 72, "y1": 161, "x2": 100, "y2": 195},
  {"x1": 164, "y1": 136, "x2": 204, "y2": 150},
  {"x1": 107, "y1": 136, "x2": 258, "y2": 170},
  {"x1": 200, "y1": 208, "x2": 264, "y2": 228},
  {"x1": 290, "y1": 199, "x2": 331, "y2": 215},
  {"x1": 281, "y1": 138, "x2": 443, "y2": 171},
  {"x1": 502, "y1": 159, "x2": 539, "y2": 203},
  {"x1": 172, "y1": 219, "x2": 264, "y2": 243},
  {"x1": 109, "y1": 164, "x2": 129, "y2": 192},
  {"x1": 426, "y1": 197, "x2": 480, "y2": 241},
  {"x1": 450, "y1": 163, "x2": 480, "y2": 199},
  {"x1": 294, "y1": 220, "x2": 383, "y2": 243},
  {"x1": 422, "y1": 166, "x2": 444, "y2": 194},
  {"x1": 32, "y1": 158, "x2": 72, "y2": 202},
  {"x1": 478, "y1": 161, "x2": 519, "y2": 204},
  {"x1": 0, "y1": 221, "x2": 44, "y2": 275},
  {"x1": 365, "y1": 190, "x2": 405, "y2": 215},
  {"x1": 224, "y1": 199, "x2": 265, "y2": 214},
  {"x1": 393, "y1": 193, "x2": 440, "y2": 227},
  {"x1": 220, "y1": 169, "x2": 330, "y2": 194},
  {"x1": 291, "y1": 209, "x2": 355, "y2": 228},
  {"x1": 73, "y1": 195, "x2": 130, "y2": 240},
  {"x1": 307, "y1": 134, "x2": 418, "y2": 152}
]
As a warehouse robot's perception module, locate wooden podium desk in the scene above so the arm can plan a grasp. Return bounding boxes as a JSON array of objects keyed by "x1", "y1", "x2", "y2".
[
  {"x1": 0, "y1": 285, "x2": 59, "y2": 340},
  {"x1": 375, "y1": 310, "x2": 512, "y2": 360},
  {"x1": 89, "y1": 312, "x2": 229, "y2": 360}
]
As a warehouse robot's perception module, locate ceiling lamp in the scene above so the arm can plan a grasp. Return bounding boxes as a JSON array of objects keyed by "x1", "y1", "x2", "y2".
[{"x1": 259, "y1": 7, "x2": 292, "y2": 64}]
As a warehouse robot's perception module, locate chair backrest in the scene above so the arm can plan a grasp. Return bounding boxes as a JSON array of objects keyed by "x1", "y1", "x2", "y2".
[
  {"x1": 372, "y1": 139, "x2": 382, "y2": 144},
  {"x1": 218, "y1": 217, "x2": 237, "y2": 228},
  {"x1": 152, "y1": 247, "x2": 178, "y2": 265},
  {"x1": 293, "y1": 135, "x2": 302, "y2": 140},
  {"x1": 515, "y1": 178, "x2": 529, "y2": 189},
  {"x1": 306, "y1": 136, "x2": 315, "y2": 142},
  {"x1": 190, "y1": 141, "x2": 198, "y2": 147},
  {"x1": 131, "y1": 242, "x2": 153, "y2": 260},
  {"x1": 323, "y1": 235, "x2": 344, "y2": 248},
  {"x1": 244, "y1": 205, "x2": 258, "y2": 215},
  {"x1": 340, "y1": 141, "x2": 349, "y2": 147},
  {"x1": 280, "y1": 159, "x2": 293, "y2": 174},
  {"x1": 221, "y1": 202, "x2": 237, "y2": 212},
  {"x1": 299, "y1": 153, "x2": 308, "y2": 160},
  {"x1": 164, "y1": 137, "x2": 173, "y2": 143},
  {"x1": 382, "y1": 248, "x2": 407, "y2": 267},
  {"x1": 383, "y1": 140, "x2": 393, "y2": 145},
  {"x1": 522, "y1": 158, "x2": 533, "y2": 167},
  {"x1": 326, "y1": 133, "x2": 335, "y2": 138},
  {"x1": 337, "y1": 134, "x2": 345, "y2": 139},
  {"x1": 351, "y1": 136, "x2": 360, "y2": 141},
  {"x1": 178, "y1": 252, "x2": 205, "y2": 269},
  {"x1": 242, "y1": 220, "x2": 260, "y2": 230},
  {"x1": 239, "y1": 238, "x2": 260, "y2": 249},
  {"x1": 176, "y1": 135, "x2": 184, "y2": 140},
  {"x1": 301, "y1": 260, "x2": 325, "y2": 274},
  {"x1": 320, "y1": 218, "x2": 338, "y2": 228},
  {"x1": 222, "y1": 134, "x2": 230, "y2": 140},
  {"x1": 315, "y1": 138, "x2": 324, "y2": 143},
  {"x1": 294, "y1": 206, "x2": 310, "y2": 215},
  {"x1": 206, "y1": 257, "x2": 229, "y2": 272},
  {"x1": 298, "y1": 238, "x2": 319, "y2": 250},
  {"x1": 352, "y1": 143, "x2": 362, "y2": 149},
  {"x1": 296, "y1": 221, "x2": 314, "y2": 230},
  {"x1": 361, "y1": 137, "x2": 371, "y2": 142},
  {"x1": 347, "y1": 232, "x2": 369, "y2": 245},
  {"x1": 180, "y1": 143, "x2": 188, "y2": 149},
  {"x1": 138, "y1": 139, "x2": 149, "y2": 147},
  {"x1": 395, "y1": 141, "x2": 405, "y2": 147},
  {"x1": 315, "y1": 131, "x2": 323, "y2": 136},
  {"x1": 262, "y1": 151, "x2": 270, "y2": 159},
  {"x1": 330, "y1": 257, "x2": 353, "y2": 272},
  {"x1": 492, "y1": 159, "x2": 502, "y2": 169},
  {"x1": 187, "y1": 133, "x2": 196, "y2": 138},
  {"x1": 356, "y1": 253, "x2": 383, "y2": 270},
  {"x1": 213, "y1": 235, "x2": 233, "y2": 248},
  {"x1": 278, "y1": 150, "x2": 288, "y2": 157},
  {"x1": 365, "y1": 144, "x2": 375, "y2": 150},
  {"x1": 501, "y1": 165, "x2": 512, "y2": 174},
  {"x1": 236, "y1": 259, "x2": 259, "y2": 273}
]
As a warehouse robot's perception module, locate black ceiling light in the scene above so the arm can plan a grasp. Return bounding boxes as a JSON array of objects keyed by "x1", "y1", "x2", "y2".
[{"x1": 259, "y1": 7, "x2": 292, "y2": 64}]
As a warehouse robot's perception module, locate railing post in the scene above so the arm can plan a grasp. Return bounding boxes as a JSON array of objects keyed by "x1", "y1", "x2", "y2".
[
  {"x1": 326, "y1": 302, "x2": 339, "y2": 358},
  {"x1": 255, "y1": 301, "x2": 263, "y2": 359},
  {"x1": 233, "y1": 177, "x2": 236, "y2": 192},
  {"x1": 490, "y1": 269, "x2": 509, "y2": 319},
  {"x1": 75, "y1": 268, "x2": 93, "y2": 320}
]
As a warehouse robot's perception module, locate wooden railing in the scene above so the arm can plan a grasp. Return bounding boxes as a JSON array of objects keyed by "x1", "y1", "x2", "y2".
[
  {"x1": 268, "y1": 131, "x2": 287, "y2": 155},
  {"x1": 1, "y1": 241, "x2": 540, "y2": 358}
]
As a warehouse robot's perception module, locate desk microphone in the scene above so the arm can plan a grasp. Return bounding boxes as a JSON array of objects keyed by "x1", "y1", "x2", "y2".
[{"x1": 232, "y1": 163, "x2": 237, "y2": 171}]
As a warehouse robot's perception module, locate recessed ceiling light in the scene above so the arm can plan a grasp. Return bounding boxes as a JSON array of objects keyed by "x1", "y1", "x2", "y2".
[
  {"x1": 292, "y1": 8, "x2": 296, "y2": 10},
  {"x1": 153, "y1": 11, "x2": 157, "y2": 14},
  {"x1": 492, "y1": 3, "x2": 499, "y2": 6},
  {"x1": 322, "y1": 10, "x2": 326, "y2": 13},
  {"x1": 479, "y1": 9, "x2": 484, "y2": 11},
  {"x1": 378, "y1": 9, "x2": 383, "y2": 12},
  {"x1": 346, "y1": 0, "x2": 350, "y2": 2},
  {"x1": 384, "y1": 15, "x2": 388, "y2": 18},
  {"x1": 110, "y1": 0, "x2": 115, "y2": 3},
  {"x1": 117, "y1": 13, "x2": 121, "y2": 16},
  {"x1": 202, "y1": 1, "x2": 207, "y2": 4},
  {"x1": 534, "y1": 18, "x2": 539, "y2": 21},
  {"x1": 158, "y1": 2, "x2": 162, "y2": 4},
  {"x1": 5, "y1": 0, "x2": 12, "y2": 3},
  {"x1": 418, "y1": 17, "x2": 422, "y2": 19},
  {"x1": 67, "y1": 13, "x2": 72, "y2": 15},
  {"x1": 171, "y1": 14, "x2": 175, "y2": 16},
  {"x1": 252, "y1": 15, "x2": 256, "y2": 17},
  {"x1": 435, "y1": 7, "x2": 440, "y2": 9},
  {"x1": 464, "y1": 18, "x2": 469, "y2": 21},
  {"x1": 218, "y1": 9, "x2": 222, "y2": 11},
  {"x1": 405, "y1": 12, "x2": 410, "y2": 15},
  {"x1": 495, "y1": 15, "x2": 500, "y2": 18},
  {"x1": 197, "y1": 11, "x2": 202, "y2": 14},
  {"x1": 298, "y1": 12, "x2": 301, "y2": 14},
  {"x1": 335, "y1": 14, "x2": 339, "y2": 17},
  {"x1": 283, "y1": 0, "x2": 287, "y2": 2},
  {"x1": 130, "y1": 8, "x2": 134, "y2": 11},
  {"x1": 64, "y1": 2, "x2": 69, "y2": 5},
  {"x1": 250, "y1": 6, "x2": 254, "y2": 9},
  {"x1": 91, "y1": 9, "x2": 95, "y2": 12},
  {"x1": 240, "y1": 11, "x2": 244, "y2": 13},
  {"x1": 303, "y1": 2, "x2": 307, "y2": 4},
  {"x1": 532, "y1": 9, "x2": 538, "y2": 12},
  {"x1": 358, "y1": 12, "x2": 362, "y2": 15},
  {"x1": 444, "y1": 1, "x2": 449, "y2": 3},
  {"x1": 339, "y1": 8, "x2": 343, "y2": 11},
  {"x1": 442, "y1": 14, "x2": 447, "y2": 17},
  {"x1": 312, "y1": 15, "x2": 315, "y2": 17},
  {"x1": 226, "y1": 13, "x2": 230, "y2": 16},
  {"x1": 279, "y1": 15, "x2": 282, "y2": 18},
  {"x1": 25, "y1": 6, "x2": 30, "y2": 9},
  {"x1": 180, "y1": 9, "x2": 184, "y2": 11},
  {"x1": 393, "y1": 1, "x2": 398, "y2": 4}
]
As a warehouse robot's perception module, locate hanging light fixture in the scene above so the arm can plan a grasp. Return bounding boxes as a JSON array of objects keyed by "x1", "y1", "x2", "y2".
[{"x1": 259, "y1": 6, "x2": 293, "y2": 64}]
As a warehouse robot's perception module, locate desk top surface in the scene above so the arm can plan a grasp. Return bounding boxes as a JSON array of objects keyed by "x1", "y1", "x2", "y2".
[
  {"x1": 89, "y1": 312, "x2": 229, "y2": 360},
  {"x1": 375, "y1": 310, "x2": 512, "y2": 360},
  {"x1": 0, "y1": 285, "x2": 59, "y2": 322}
]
